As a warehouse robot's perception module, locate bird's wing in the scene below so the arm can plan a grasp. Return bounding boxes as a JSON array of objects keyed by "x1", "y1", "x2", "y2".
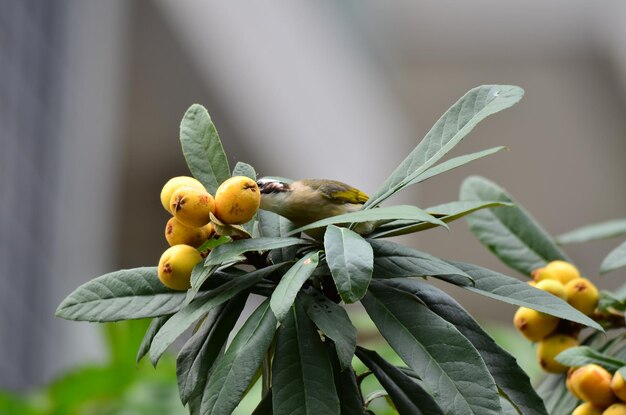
[{"x1": 305, "y1": 179, "x2": 369, "y2": 204}]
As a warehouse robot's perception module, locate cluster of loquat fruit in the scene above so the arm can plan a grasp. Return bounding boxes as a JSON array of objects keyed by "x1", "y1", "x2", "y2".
[
  {"x1": 514, "y1": 260, "x2": 599, "y2": 374},
  {"x1": 156, "y1": 175, "x2": 260, "y2": 291},
  {"x1": 567, "y1": 364, "x2": 626, "y2": 414}
]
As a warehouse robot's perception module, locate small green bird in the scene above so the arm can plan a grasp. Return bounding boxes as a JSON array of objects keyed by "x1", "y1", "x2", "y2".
[{"x1": 257, "y1": 178, "x2": 370, "y2": 238}]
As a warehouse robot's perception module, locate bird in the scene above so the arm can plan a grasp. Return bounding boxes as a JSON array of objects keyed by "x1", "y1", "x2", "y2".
[{"x1": 257, "y1": 178, "x2": 370, "y2": 238}]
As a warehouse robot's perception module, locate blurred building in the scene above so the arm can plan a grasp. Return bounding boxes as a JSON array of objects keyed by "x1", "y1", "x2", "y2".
[{"x1": 2, "y1": 0, "x2": 626, "y2": 390}]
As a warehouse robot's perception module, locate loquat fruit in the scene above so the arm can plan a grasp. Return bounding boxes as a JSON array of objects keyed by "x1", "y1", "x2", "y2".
[
  {"x1": 170, "y1": 186, "x2": 215, "y2": 228},
  {"x1": 214, "y1": 176, "x2": 260, "y2": 225},
  {"x1": 565, "y1": 278, "x2": 599, "y2": 316},
  {"x1": 165, "y1": 217, "x2": 213, "y2": 248},
  {"x1": 513, "y1": 307, "x2": 559, "y2": 342},
  {"x1": 160, "y1": 176, "x2": 205, "y2": 213},
  {"x1": 536, "y1": 334, "x2": 578, "y2": 373},
  {"x1": 157, "y1": 244, "x2": 202, "y2": 291}
]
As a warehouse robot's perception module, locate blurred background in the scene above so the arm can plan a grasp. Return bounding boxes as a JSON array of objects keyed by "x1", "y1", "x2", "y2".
[{"x1": 3, "y1": 0, "x2": 626, "y2": 412}]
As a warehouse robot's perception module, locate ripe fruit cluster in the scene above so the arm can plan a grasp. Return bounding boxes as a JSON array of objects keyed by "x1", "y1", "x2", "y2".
[
  {"x1": 513, "y1": 260, "x2": 600, "y2": 373},
  {"x1": 157, "y1": 175, "x2": 260, "y2": 291},
  {"x1": 569, "y1": 365, "x2": 626, "y2": 414}
]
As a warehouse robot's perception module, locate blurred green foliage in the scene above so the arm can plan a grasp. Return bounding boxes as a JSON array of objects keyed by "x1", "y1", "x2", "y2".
[{"x1": 0, "y1": 320, "x2": 185, "y2": 415}]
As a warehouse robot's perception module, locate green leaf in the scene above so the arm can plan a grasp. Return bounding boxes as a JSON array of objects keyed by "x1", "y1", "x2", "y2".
[
  {"x1": 177, "y1": 294, "x2": 248, "y2": 404},
  {"x1": 370, "y1": 201, "x2": 510, "y2": 239},
  {"x1": 364, "y1": 85, "x2": 524, "y2": 209},
  {"x1": 136, "y1": 315, "x2": 171, "y2": 365},
  {"x1": 437, "y1": 259, "x2": 603, "y2": 331},
  {"x1": 302, "y1": 289, "x2": 357, "y2": 371},
  {"x1": 232, "y1": 161, "x2": 257, "y2": 180},
  {"x1": 601, "y1": 239, "x2": 626, "y2": 275},
  {"x1": 55, "y1": 267, "x2": 188, "y2": 322},
  {"x1": 324, "y1": 225, "x2": 373, "y2": 303},
  {"x1": 410, "y1": 146, "x2": 507, "y2": 185},
  {"x1": 557, "y1": 219, "x2": 626, "y2": 244},
  {"x1": 270, "y1": 252, "x2": 319, "y2": 321},
  {"x1": 361, "y1": 281, "x2": 502, "y2": 415},
  {"x1": 179, "y1": 104, "x2": 230, "y2": 194},
  {"x1": 288, "y1": 205, "x2": 447, "y2": 236},
  {"x1": 356, "y1": 347, "x2": 443, "y2": 415},
  {"x1": 257, "y1": 210, "x2": 298, "y2": 263},
  {"x1": 328, "y1": 351, "x2": 366, "y2": 415},
  {"x1": 555, "y1": 346, "x2": 626, "y2": 371},
  {"x1": 205, "y1": 237, "x2": 305, "y2": 267},
  {"x1": 200, "y1": 299, "x2": 277, "y2": 415},
  {"x1": 371, "y1": 239, "x2": 473, "y2": 284},
  {"x1": 460, "y1": 176, "x2": 571, "y2": 275},
  {"x1": 150, "y1": 264, "x2": 282, "y2": 365},
  {"x1": 272, "y1": 298, "x2": 340, "y2": 415},
  {"x1": 382, "y1": 278, "x2": 547, "y2": 415}
]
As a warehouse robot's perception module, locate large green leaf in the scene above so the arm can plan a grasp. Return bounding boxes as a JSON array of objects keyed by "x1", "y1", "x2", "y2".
[
  {"x1": 287, "y1": 205, "x2": 447, "y2": 236},
  {"x1": 365, "y1": 85, "x2": 524, "y2": 209},
  {"x1": 438, "y1": 259, "x2": 603, "y2": 330},
  {"x1": 324, "y1": 225, "x2": 373, "y2": 303},
  {"x1": 272, "y1": 298, "x2": 340, "y2": 415},
  {"x1": 361, "y1": 281, "x2": 502, "y2": 415},
  {"x1": 231, "y1": 161, "x2": 257, "y2": 180},
  {"x1": 136, "y1": 315, "x2": 171, "y2": 365},
  {"x1": 382, "y1": 278, "x2": 547, "y2": 415},
  {"x1": 179, "y1": 104, "x2": 230, "y2": 194},
  {"x1": 302, "y1": 289, "x2": 357, "y2": 371},
  {"x1": 460, "y1": 176, "x2": 570, "y2": 275},
  {"x1": 356, "y1": 347, "x2": 443, "y2": 415},
  {"x1": 371, "y1": 239, "x2": 473, "y2": 285},
  {"x1": 150, "y1": 264, "x2": 282, "y2": 365},
  {"x1": 369, "y1": 201, "x2": 510, "y2": 239},
  {"x1": 409, "y1": 146, "x2": 507, "y2": 186},
  {"x1": 176, "y1": 294, "x2": 248, "y2": 404},
  {"x1": 601, "y1": 239, "x2": 626, "y2": 275},
  {"x1": 270, "y1": 252, "x2": 319, "y2": 321},
  {"x1": 555, "y1": 346, "x2": 626, "y2": 371},
  {"x1": 200, "y1": 299, "x2": 277, "y2": 415},
  {"x1": 557, "y1": 219, "x2": 626, "y2": 244},
  {"x1": 257, "y1": 210, "x2": 298, "y2": 263},
  {"x1": 55, "y1": 267, "x2": 188, "y2": 322}
]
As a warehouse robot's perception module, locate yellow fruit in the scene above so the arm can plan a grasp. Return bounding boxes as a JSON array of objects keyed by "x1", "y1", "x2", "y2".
[
  {"x1": 569, "y1": 364, "x2": 616, "y2": 408},
  {"x1": 545, "y1": 260, "x2": 581, "y2": 284},
  {"x1": 160, "y1": 176, "x2": 205, "y2": 213},
  {"x1": 165, "y1": 217, "x2": 213, "y2": 248},
  {"x1": 532, "y1": 267, "x2": 557, "y2": 282},
  {"x1": 170, "y1": 186, "x2": 215, "y2": 228},
  {"x1": 604, "y1": 403, "x2": 626, "y2": 414},
  {"x1": 513, "y1": 307, "x2": 559, "y2": 342},
  {"x1": 536, "y1": 334, "x2": 578, "y2": 373},
  {"x1": 527, "y1": 280, "x2": 537, "y2": 287},
  {"x1": 535, "y1": 279, "x2": 567, "y2": 300},
  {"x1": 214, "y1": 176, "x2": 260, "y2": 225},
  {"x1": 565, "y1": 278, "x2": 599, "y2": 316},
  {"x1": 611, "y1": 371, "x2": 626, "y2": 402},
  {"x1": 157, "y1": 245, "x2": 202, "y2": 290},
  {"x1": 572, "y1": 402, "x2": 604, "y2": 415}
]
